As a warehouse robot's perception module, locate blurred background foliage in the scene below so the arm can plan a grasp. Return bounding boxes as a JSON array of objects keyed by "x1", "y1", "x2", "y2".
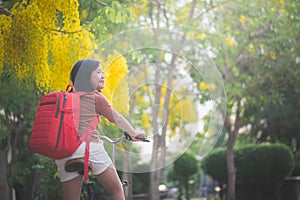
[{"x1": 0, "y1": 0, "x2": 299, "y2": 199}]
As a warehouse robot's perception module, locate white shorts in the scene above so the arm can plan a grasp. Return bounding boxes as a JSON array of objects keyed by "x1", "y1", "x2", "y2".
[{"x1": 55, "y1": 141, "x2": 112, "y2": 182}]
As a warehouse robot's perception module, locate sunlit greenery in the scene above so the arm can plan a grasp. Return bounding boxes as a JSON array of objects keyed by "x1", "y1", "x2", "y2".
[{"x1": 0, "y1": 0, "x2": 299, "y2": 199}]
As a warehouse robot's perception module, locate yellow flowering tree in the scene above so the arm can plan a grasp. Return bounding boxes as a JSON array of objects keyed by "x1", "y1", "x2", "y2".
[
  {"x1": 1, "y1": 0, "x2": 131, "y2": 129},
  {"x1": 0, "y1": 1, "x2": 96, "y2": 199},
  {"x1": 0, "y1": 1, "x2": 132, "y2": 199},
  {"x1": 1, "y1": 0, "x2": 95, "y2": 92},
  {"x1": 165, "y1": 85, "x2": 198, "y2": 139},
  {"x1": 101, "y1": 51, "x2": 130, "y2": 115},
  {"x1": 131, "y1": 82, "x2": 198, "y2": 138}
]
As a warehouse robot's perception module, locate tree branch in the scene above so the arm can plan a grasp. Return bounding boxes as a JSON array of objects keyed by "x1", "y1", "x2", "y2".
[
  {"x1": 222, "y1": 44, "x2": 233, "y2": 80},
  {"x1": 0, "y1": 6, "x2": 11, "y2": 16},
  {"x1": 149, "y1": 0, "x2": 155, "y2": 28},
  {"x1": 195, "y1": 0, "x2": 231, "y2": 19},
  {"x1": 94, "y1": 0, "x2": 109, "y2": 7},
  {"x1": 234, "y1": 23, "x2": 271, "y2": 65},
  {"x1": 233, "y1": 97, "x2": 242, "y2": 135},
  {"x1": 161, "y1": 0, "x2": 170, "y2": 27}
]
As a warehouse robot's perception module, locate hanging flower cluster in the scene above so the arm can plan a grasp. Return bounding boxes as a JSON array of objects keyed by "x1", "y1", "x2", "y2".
[
  {"x1": 0, "y1": 15, "x2": 10, "y2": 75},
  {"x1": 101, "y1": 51, "x2": 129, "y2": 115},
  {"x1": 167, "y1": 86, "x2": 198, "y2": 138},
  {"x1": 1, "y1": 0, "x2": 95, "y2": 92}
]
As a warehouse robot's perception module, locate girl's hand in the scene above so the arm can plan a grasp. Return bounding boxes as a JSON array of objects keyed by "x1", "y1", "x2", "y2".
[{"x1": 131, "y1": 131, "x2": 147, "y2": 141}]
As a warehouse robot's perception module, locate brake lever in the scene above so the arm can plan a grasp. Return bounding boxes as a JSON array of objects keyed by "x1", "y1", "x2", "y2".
[{"x1": 124, "y1": 132, "x2": 150, "y2": 142}]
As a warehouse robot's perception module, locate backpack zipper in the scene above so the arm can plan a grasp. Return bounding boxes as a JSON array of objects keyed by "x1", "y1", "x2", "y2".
[
  {"x1": 39, "y1": 94, "x2": 60, "y2": 117},
  {"x1": 40, "y1": 101, "x2": 56, "y2": 106},
  {"x1": 55, "y1": 93, "x2": 61, "y2": 118},
  {"x1": 55, "y1": 92, "x2": 67, "y2": 149}
]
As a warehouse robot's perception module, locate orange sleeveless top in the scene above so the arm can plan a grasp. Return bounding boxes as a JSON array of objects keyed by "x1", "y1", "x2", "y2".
[{"x1": 78, "y1": 91, "x2": 117, "y2": 142}]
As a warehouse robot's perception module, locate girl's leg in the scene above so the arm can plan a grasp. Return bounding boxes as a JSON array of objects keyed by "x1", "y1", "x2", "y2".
[
  {"x1": 61, "y1": 175, "x2": 83, "y2": 200},
  {"x1": 95, "y1": 164, "x2": 125, "y2": 200}
]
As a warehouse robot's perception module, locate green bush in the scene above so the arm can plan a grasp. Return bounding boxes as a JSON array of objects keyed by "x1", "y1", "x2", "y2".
[
  {"x1": 201, "y1": 143, "x2": 295, "y2": 184},
  {"x1": 174, "y1": 153, "x2": 198, "y2": 178},
  {"x1": 201, "y1": 147, "x2": 227, "y2": 184},
  {"x1": 291, "y1": 151, "x2": 300, "y2": 176},
  {"x1": 132, "y1": 172, "x2": 150, "y2": 194},
  {"x1": 235, "y1": 143, "x2": 295, "y2": 184}
]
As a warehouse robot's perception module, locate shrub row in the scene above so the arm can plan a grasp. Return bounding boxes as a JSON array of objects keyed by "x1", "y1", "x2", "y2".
[{"x1": 201, "y1": 143, "x2": 295, "y2": 184}]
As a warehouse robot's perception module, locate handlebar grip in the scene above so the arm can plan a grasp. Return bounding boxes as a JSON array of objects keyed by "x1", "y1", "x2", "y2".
[
  {"x1": 124, "y1": 132, "x2": 150, "y2": 142},
  {"x1": 139, "y1": 138, "x2": 150, "y2": 142},
  {"x1": 124, "y1": 132, "x2": 133, "y2": 141}
]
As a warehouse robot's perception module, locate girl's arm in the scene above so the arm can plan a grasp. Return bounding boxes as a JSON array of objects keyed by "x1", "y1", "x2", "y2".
[
  {"x1": 113, "y1": 112, "x2": 146, "y2": 140},
  {"x1": 95, "y1": 92, "x2": 146, "y2": 140}
]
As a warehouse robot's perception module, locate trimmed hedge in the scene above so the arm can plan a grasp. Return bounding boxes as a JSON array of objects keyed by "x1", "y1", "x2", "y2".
[
  {"x1": 201, "y1": 143, "x2": 295, "y2": 184},
  {"x1": 201, "y1": 147, "x2": 227, "y2": 183},
  {"x1": 291, "y1": 151, "x2": 300, "y2": 176}
]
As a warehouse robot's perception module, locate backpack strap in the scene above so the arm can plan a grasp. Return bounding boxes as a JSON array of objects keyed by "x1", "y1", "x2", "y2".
[
  {"x1": 66, "y1": 84, "x2": 76, "y2": 92},
  {"x1": 81, "y1": 116, "x2": 99, "y2": 181},
  {"x1": 66, "y1": 84, "x2": 100, "y2": 181}
]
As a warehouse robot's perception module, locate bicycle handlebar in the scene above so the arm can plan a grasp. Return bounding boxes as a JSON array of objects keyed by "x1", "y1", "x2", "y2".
[
  {"x1": 124, "y1": 131, "x2": 150, "y2": 142},
  {"x1": 100, "y1": 131, "x2": 150, "y2": 144}
]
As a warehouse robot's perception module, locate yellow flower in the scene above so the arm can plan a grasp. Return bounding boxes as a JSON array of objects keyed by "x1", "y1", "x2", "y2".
[
  {"x1": 240, "y1": 15, "x2": 245, "y2": 24},
  {"x1": 199, "y1": 82, "x2": 207, "y2": 90},
  {"x1": 81, "y1": 9, "x2": 88, "y2": 20},
  {"x1": 207, "y1": 84, "x2": 216, "y2": 91},
  {"x1": 169, "y1": 129, "x2": 176, "y2": 139},
  {"x1": 181, "y1": 97, "x2": 197, "y2": 123},
  {"x1": 141, "y1": 113, "x2": 150, "y2": 128},
  {"x1": 228, "y1": 100, "x2": 234, "y2": 106},
  {"x1": 270, "y1": 52, "x2": 276, "y2": 60},
  {"x1": 3, "y1": 0, "x2": 95, "y2": 93},
  {"x1": 226, "y1": 37, "x2": 235, "y2": 46},
  {"x1": 280, "y1": 0, "x2": 285, "y2": 5},
  {"x1": 137, "y1": 94, "x2": 148, "y2": 109},
  {"x1": 187, "y1": 31, "x2": 195, "y2": 37},
  {"x1": 279, "y1": 8, "x2": 285, "y2": 13},
  {"x1": 102, "y1": 52, "x2": 129, "y2": 114},
  {"x1": 197, "y1": 33, "x2": 206, "y2": 40},
  {"x1": 248, "y1": 44, "x2": 255, "y2": 53},
  {"x1": 129, "y1": 6, "x2": 140, "y2": 18}
]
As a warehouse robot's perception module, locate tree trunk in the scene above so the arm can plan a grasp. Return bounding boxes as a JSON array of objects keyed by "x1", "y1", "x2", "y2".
[
  {"x1": 123, "y1": 150, "x2": 132, "y2": 200},
  {"x1": 0, "y1": 149, "x2": 9, "y2": 200},
  {"x1": 149, "y1": 169, "x2": 161, "y2": 200},
  {"x1": 122, "y1": 172, "x2": 132, "y2": 200},
  {"x1": 149, "y1": 64, "x2": 163, "y2": 200},
  {"x1": 185, "y1": 179, "x2": 190, "y2": 200},
  {"x1": 150, "y1": 45, "x2": 175, "y2": 200},
  {"x1": 224, "y1": 98, "x2": 241, "y2": 200},
  {"x1": 147, "y1": 1, "x2": 197, "y2": 199},
  {"x1": 226, "y1": 131, "x2": 236, "y2": 200}
]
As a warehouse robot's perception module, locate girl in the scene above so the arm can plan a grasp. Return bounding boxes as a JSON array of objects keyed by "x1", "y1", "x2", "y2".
[{"x1": 55, "y1": 59, "x2": 146, "y2": 200}]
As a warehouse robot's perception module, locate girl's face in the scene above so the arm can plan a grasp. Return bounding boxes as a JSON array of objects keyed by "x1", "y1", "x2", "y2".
[{"x1": 91, "y1": 66, "x2": 105, "y2": 91}]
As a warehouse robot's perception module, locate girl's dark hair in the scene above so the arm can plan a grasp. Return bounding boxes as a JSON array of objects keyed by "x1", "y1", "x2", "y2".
[
  {"x1": 70, "y1": 59, "x2": 100, "y2": 92},
  {"x1": 70, "y1": 60, "x2": 84, "y2": 85}
]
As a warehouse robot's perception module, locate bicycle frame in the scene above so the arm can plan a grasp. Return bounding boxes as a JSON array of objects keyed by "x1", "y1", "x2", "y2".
[
  {"x1": 100, "y1": 134, "x2": 128, "y2": 166},
  {"x1": 101, "y1": 131, "x2": 149, "y2": 165},
  {"x1": 66, "y1": 132, "x2": 148, "y2": 200},
  {"x1": 100, "y1": 132, "x2": 149, "y2": 188}
]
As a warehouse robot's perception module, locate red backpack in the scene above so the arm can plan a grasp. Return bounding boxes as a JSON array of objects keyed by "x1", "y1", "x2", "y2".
[{"x1": 30, "y1": 84, "x2": 99, "y2": 180}]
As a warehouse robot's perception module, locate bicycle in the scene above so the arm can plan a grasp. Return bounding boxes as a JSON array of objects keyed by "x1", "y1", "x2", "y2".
[{"x1": 65, "y1": 131, "x2": 149, "y2": 200}]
